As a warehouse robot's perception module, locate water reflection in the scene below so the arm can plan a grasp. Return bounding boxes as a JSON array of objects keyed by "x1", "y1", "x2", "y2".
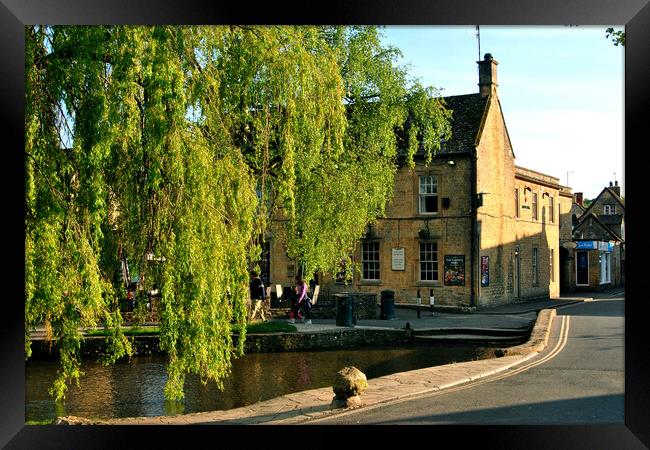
[{"x1": 26, "y1": 344, "x2": 495, "y2": 422}]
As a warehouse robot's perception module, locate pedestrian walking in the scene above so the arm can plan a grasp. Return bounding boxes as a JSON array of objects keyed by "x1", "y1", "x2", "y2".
[
  {"x1": 249, "y1": 270, "x2": 267, "y2": 322},
  {"x1": 288, "y1": 275, "x2": 312, "y2": 324}
]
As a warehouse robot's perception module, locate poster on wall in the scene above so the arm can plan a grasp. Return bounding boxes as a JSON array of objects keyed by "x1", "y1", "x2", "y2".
[
  {"x1": 444, "y1": 255, "x2": 465, "y2": 286},
  {"x1": 481, "y1": 256, "x2": 489, "y2": 287}
]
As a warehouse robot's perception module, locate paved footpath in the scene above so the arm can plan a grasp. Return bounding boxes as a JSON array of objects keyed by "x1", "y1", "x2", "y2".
[{"x1": 57, "y1": 290, "x2": 621, "y2": 426}]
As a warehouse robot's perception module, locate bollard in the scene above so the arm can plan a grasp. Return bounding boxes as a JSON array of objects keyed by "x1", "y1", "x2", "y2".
[
  {"x1": 429, "y1": 289, "x2": 435, "y2": 316},
  {"x1": 416, "y1": 289, "x2": 421, "y2": 319}
]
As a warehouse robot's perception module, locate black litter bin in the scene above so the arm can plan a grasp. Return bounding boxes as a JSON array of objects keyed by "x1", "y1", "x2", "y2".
[
  {"x1": 334, "y1": 293, "x2": 355, "y2": 327},
  {"x1": 380, "y1": 290, "x2": 396, "y2": 320}
]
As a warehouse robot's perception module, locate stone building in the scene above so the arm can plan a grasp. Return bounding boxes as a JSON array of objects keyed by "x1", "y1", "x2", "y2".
[
  {"x1": 562, "y1": 182, "x2": 625, "y2": 291},
  {"x1": 266, "y1": 53, "x2": 570, "y2": 308}
]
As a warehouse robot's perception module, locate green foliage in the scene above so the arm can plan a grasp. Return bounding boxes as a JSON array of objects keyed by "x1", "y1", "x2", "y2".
[
  {"x1": 605, "y1": 28, "x2": 625, "y2": 47},
  {"x1": 25, "y1": 25, "x2": 451, "y2": 402}
]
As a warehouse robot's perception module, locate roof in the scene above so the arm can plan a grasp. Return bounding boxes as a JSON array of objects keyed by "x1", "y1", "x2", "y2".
[
  {"x1": 580, "y1": 186, "x2": 625, "y2": 218},
  {"x1": 573, "y1": 212, "x2": 623, "y2": 242},
  {"x1": 605, "y1": 187, "x2": 625, "y2": 206},
  {"x1": 597, "y1": 214, "x2": 623, "y2": 227},
  {"x1": 401, "y1": 93, "x2": 489, "y2": 161},
  {"x1": 440, "y1": 94, "x2": 489, "y2": 154}
]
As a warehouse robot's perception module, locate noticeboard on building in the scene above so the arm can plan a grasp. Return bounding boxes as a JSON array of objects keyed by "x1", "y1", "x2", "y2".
[
  {"x1": 391, "y1": 247, "x2": 405, "y2": 271},
  {"x1": 444, "y1": 255, "x2": 465, "y2": 286}
]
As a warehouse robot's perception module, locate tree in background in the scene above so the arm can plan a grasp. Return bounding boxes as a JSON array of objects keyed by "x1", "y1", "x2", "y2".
[
  {"x1": 605, "y1": 28, "x2": 625, "y2": 47},
  {"x1": 25, "y1": 25, "x2": 451, "y2": 402}
]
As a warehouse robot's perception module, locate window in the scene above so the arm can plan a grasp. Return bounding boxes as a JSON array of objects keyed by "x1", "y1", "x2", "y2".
[
  {"x1": 419, "y1": 242, "x2": 439, "y2": 281},
  {"x1": 532, "y1": 193, "x2": 538, "y2": 220},
  {"x1": 549, "y1": 196, "x2": 554, "y2": 223},
  {"x1": 604, "y1": 204, "x2": 616, "y2": 215},
  {"x1": 361, "y1": 241, "x2": 380, "y2": 280},
  {"x1": 419, "y1": 175, "x2": 438, "y2": 214},
  {"x1": 549, "y1": 248, "x2": 554, "y2": 282},
  {"x1": 532, "y1": 247, "x2": 538, "y2": 286},
  {"x1": 515, "y1": 188, "x2": 520, "y2": 218}
]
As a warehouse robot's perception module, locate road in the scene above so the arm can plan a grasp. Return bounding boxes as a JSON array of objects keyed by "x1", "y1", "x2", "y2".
[{"x1": 311, "y1": 292, "x2": 625, "y2": 425}]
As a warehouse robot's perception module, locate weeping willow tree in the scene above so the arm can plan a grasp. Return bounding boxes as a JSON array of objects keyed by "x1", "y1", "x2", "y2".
[{"x1": 25, "y1": 25, "x2": 451, "y2": 402}]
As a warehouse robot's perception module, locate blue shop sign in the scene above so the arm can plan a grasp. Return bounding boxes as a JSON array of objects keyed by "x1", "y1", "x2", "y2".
[{"x1": 575, "y1": 241, "x2": 597, "y2": 249}]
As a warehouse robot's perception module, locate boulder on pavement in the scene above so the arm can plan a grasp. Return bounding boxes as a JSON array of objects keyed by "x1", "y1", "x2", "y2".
[{"x1": 332, "y1": 366, "x2": 368, "y2": 399}]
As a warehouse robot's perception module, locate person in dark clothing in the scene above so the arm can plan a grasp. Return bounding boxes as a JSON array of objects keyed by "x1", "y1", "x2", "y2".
[
  {"x1": 249, "y1": 270, "x2": 267, "y2": 321},
  {"x1": 288, "y1": 275, "x2": 312, "y2": 324}
]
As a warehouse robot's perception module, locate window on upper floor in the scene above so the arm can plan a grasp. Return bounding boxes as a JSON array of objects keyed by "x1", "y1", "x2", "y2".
[
  {"x1": 604, "y1": 204, "x2": 617, "y2": 215},
  {"x1": 549, "y1": 196, "x2": 554, "y2": 223},
  {"x1": 515, "y1": 188, "x2": 520, "y2": 218},
  {"x1": 418, "y1": 175, "x2": 438, "y2": 214},
  {"x1": 532, "y1": 193, "x2": 538, "y2": 221}
]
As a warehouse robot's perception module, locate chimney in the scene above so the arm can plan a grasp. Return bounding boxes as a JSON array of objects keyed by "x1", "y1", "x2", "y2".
[
  {"x1": 477, "y1": 53, "x2": 498, "y2": 98},
  {"x1": 574, "y1": 192, "x2": 583, "y2": 206},
  {"x1": 610, "y1": 180, "x2": 621, "y2": 197}
]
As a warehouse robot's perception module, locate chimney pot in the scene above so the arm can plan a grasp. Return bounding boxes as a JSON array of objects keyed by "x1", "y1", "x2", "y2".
[
  {"x1": 477, "y1": 53, "x2": 498, "y2": 98},
  {"x1": 574, "y1": 192, "x2": 583, "y2": 206},
  {"x1": 609, "y1": 181, "x2": 613, "y2": 187},
  {"x1": 615, "y1": 180, "x2": 618, "y2": 186}
]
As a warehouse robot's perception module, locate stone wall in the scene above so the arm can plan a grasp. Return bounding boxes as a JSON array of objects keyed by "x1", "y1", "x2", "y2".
[
  {"x1": 475, "y1": 95, "x2": 516, "y2": 307},
  {"x1": 29, "y1": 329, "x2": 412, "y2": 358},
  {"x1": 233, "y1": 328, "x2": 411, "y2": 353}
]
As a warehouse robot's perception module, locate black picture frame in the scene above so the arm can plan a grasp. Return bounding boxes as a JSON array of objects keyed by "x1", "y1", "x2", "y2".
[{"x1": 2, "y1": 0, "x2": 646, "y2": 448}]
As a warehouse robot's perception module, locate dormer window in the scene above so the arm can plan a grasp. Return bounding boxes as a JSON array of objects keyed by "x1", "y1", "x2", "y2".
[
  {"x1": 604, "y1": 204, "x2": 616, "y2": 215},
  {"x1": 419, "y1": 175, "x2": 438, "y2": 214}
]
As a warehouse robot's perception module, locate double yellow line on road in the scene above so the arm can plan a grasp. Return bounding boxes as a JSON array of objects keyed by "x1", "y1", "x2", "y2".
[
  {"x1": 430, "y1": 314, "x2": 571, "y2": 394},
  {"x1": 307, "y1": 315, "x2": 572, "y2": 423}
]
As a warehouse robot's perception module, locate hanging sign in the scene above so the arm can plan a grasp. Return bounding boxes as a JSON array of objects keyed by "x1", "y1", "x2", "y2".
[{"x1": 575, "y1": 241, "x2": 597, "y2": 250}]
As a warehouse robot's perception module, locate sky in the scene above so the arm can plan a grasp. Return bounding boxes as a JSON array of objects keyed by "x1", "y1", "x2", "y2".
[{"x1": 381, "y1": 26, "x2": 625, "y2": 200}]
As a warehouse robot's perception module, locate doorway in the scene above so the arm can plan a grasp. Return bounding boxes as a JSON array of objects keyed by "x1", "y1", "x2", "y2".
[{"x1": 576, "y1": 250, "x2": 589, "y2": 286}]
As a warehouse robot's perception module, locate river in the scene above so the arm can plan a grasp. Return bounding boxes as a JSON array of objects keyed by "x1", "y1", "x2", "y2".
[{"x1": 26, "y1": 343, "x2": 496, "y2": 422}]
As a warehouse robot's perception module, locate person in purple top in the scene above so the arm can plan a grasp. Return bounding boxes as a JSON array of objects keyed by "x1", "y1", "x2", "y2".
[{"x1": 288, "y1": 275, "x2": 312, "y2": 324}]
